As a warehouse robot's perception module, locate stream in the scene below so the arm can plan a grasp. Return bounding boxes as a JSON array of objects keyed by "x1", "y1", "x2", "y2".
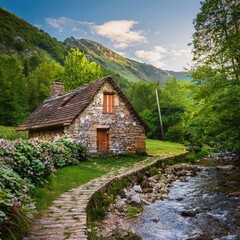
[{"x1": 134, "y1": 164, "x2": 240, "y2": 240}]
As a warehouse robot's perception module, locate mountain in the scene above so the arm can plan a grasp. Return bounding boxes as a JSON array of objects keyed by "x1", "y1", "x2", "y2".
[
  {"x1": 0, "y1": 7, "x2": 186, "y2": 83},
  {"x1": 64, "y1": 37, "x2": 186, "y2": 83},
  {"x1": 0, "y1": 7, "x2": 68, "y2": 64}
]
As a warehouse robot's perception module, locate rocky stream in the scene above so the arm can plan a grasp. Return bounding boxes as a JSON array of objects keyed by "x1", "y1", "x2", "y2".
[{"x1": 93, "y1": 153, "x2": 240, "y2": 240}]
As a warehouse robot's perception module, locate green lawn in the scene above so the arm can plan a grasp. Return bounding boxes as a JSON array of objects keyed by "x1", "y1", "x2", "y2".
[
  {"x1": 33, "y1": 155, "x2": 146, "y2": 212},
  {"x1": 33, "y1": 139, "x2": 185, "y2": 212},
  {"x1": 146, "y1": 139, "x2": 186, "y2": 155}
]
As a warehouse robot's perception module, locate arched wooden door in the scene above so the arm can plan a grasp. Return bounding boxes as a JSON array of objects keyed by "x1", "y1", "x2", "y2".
[{"x1": 97, "y1": 129, "x2": 109, "y2": 153}]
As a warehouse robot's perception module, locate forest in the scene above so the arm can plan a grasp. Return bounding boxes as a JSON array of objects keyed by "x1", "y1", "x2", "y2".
[{"x1": 0, "y1": 0, "x2": 239, "y2": 155}]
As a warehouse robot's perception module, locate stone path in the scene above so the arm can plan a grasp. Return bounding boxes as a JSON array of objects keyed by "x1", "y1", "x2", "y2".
[{"x1": 23, "y1": 154, "x2": 175, "y2": 240}]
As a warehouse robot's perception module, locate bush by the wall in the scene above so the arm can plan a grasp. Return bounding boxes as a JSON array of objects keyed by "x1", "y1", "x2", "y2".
[{"x1": 0, "y1": 137, "x2": 89, "y2": 237}]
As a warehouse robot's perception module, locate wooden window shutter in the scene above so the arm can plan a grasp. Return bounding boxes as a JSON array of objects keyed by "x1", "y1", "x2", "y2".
[{"x1": 103, "y1": 94, "x2": 113, "y2": 113}]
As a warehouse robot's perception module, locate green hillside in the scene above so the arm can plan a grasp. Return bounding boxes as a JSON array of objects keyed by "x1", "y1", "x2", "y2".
[
  {"x1": 0, "y1": 7, "x2": 186, "y2": 83},
  {"x1": 0, "y1": 7, "x2": 68, "y2": 64},
  {"x1": 64, "y1": 37, "x2": 186, "y2": 83}
]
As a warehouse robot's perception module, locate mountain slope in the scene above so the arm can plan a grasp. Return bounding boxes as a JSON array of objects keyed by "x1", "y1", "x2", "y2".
[
  {"x1": 0, "y1": 7, "x2": 68, "y2": 64},
  {"x1": 64, "y1": 37, "x2": 186, "y2": 83},
  {"x1": 0, "y1": 7, "x2": 186, "y2": 83}
]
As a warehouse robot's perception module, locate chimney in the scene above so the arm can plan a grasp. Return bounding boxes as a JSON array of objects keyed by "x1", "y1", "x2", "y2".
[{"x1": 51, "y1": 82, "x2": 65, "y2": 96}]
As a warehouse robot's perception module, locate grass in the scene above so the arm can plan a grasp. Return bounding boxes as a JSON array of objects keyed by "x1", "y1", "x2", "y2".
[
  {"x1": 0, "y1": 125, "x2": 28, "y2": 140},
  {"x1": 126, "y1": 206, "x2": 143, "y2": 217},
  {"x1": 33, "y1": 164, "x2": 106, "y2": 211},
  {"x1": 146, "y1": 139, "x2": 186, "y2": 155},
  {"x1": 33, "y1": 140, "x2": 185, "y2": 212},
  {"x1": 33, "y1": 155, "x2": 146, "y2": 212}
]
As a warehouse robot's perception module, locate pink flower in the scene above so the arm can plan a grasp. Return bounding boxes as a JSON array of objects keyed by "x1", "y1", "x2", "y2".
[
  {"x1": 12, "y1": 198, "x2": 22, "y2": 207},
  {"x1": 23, "y1": 185, "x2": 29, "y2": 192},
  {"x1": 21, "y1": 194, "x2": 28, "y2": 199}
]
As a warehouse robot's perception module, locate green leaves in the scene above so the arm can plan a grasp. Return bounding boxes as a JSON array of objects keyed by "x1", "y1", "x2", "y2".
[
  {"x1": 63, "y1": 48, "x2": 106, "y2": 91},
  {"x1": 0, "y1": 138, "x2": 89, "y2": 234},
  {"x1": 192, "y1": 0, "x2": 240, "y2": 81},
  {"x1": 127, "y1": 79, "x2": 192, "y2": 141},
  {"x1": 189, "y1": 0, "x2": 240, "y2": 153}
]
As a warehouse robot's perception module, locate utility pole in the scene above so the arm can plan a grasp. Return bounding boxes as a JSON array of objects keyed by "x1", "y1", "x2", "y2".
[{"x1": 155, "y1": 89, "x2": 164, "y2": 140}]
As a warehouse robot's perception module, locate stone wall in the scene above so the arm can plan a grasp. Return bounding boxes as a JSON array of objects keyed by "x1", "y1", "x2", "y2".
[
  {"x1": 65, "y1": 82, "x2": 146, "y2": 154},
  {"x1": 29, "y1": 127, "x2": 64, "y2": 141}
]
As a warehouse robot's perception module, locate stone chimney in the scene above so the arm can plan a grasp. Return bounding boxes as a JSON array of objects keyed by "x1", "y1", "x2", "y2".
[{"x1": 51, "y1": 82, "x2": 65, "y2": 96}]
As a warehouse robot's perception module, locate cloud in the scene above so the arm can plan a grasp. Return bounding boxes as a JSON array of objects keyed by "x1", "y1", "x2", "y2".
[
  {"x1": 92, "y1": 20, "x2": 147, "y2": 49},
  {"x1": 171, "y1": 49, "x2": 192, "y2": 58},
  {"x1": 135, "y1": 46, "x2": 168, "y2": 68},
  {"x1": 135, "y1": 46, "x2": 193, "y2": 69},
  {"x1": 45, "y1": 17, "x2": 93, "y2": 34}
]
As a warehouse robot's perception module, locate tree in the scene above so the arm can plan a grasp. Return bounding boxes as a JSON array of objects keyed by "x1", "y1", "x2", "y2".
[
  {"x1": 27, "y1": 61, "x2": 63, "y2": 111},
  {"x1": 189, "y1": 0, "x2": 240, "y2": 152},
  {"x1": 0, "y1": 55, "x2": 29, "y2": 126},
  {"x1": 192, "y1": 0, "x2": 240, "y2": 80},
  {"x1": 127, "y1": 79, "x2": 192, "y2": 141},
  {"x1": 63, "y1": 48, "x2": 106, "y2": 90}
]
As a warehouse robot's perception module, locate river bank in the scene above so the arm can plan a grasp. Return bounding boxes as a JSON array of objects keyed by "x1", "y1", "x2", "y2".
[
  {"x1": 91, "y1": 153, "x2": 240, "y2": 240},
  {"x1": 91, "y1": 163, "x2": 199, "y2": 239}
]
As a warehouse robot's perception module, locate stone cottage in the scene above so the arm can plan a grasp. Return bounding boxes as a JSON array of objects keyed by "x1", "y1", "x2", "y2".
[{"x1": 17, "y1": 76, "x2": 148, "y2": 154}]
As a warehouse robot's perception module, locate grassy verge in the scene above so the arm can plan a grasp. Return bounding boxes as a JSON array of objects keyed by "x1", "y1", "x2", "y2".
[
  {"x1": 146, "y1": 139, "x2": 186, "y2": 155},
  {"x1": 0, "y1": 126, "x2": 28, "y2": 140},
  {"x1": 33, "y1": 155, "x2": 147, "y2": 212}
]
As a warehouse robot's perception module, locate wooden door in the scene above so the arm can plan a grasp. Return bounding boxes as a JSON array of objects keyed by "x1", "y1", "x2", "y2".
[{"x1": 97, "y1": 129, "x2": 109, "y2": 152}]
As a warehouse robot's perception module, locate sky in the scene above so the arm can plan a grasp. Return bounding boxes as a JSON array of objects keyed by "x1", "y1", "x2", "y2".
[{"x1": 0, "y1": 0, "x2": 202, "y2": 71}]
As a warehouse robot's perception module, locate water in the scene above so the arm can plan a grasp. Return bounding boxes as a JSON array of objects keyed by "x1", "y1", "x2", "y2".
[{"x1": 134, "y1": 165, "x2": 240, "y2": 240}]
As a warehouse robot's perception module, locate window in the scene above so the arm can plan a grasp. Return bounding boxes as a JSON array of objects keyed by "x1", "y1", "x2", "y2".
[{"x1": 103, "y1": 93, "x2": 114, "y2": 113}]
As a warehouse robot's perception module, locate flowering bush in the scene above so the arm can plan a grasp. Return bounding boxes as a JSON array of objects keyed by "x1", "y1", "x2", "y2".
[
  {"x1": 0, "y1": 137, "x2": 89, "y2": 236},
  {"x1": 0, "y1": 138, "x2": 89, "y2": 185},
  {"x1": 0, "y1": 165, "x2": 34, "y2": 234}
]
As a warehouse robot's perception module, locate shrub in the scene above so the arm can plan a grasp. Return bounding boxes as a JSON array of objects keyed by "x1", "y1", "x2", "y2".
[
  {"x1": 0, "y1": 166, "x2": 34, "y2": 235},
  {"x1": 0, "y1": 126, "x2": 28, "y2": 140},
  {"x1": 149, "y1": 167, "x2": 159, "y2": 176},
  {"x1": 0, "y1": 138, "x2": 89, "y2": 185},
  {"x1": 165, "y1": 125, "x2": 184, "y2": 143},
  {"x1": 0, "y1": 137, "x2": 89, "y2": 237}
]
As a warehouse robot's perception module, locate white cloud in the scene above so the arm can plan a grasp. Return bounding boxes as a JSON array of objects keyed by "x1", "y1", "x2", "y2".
[
  {"x1": 45, "y1": 17, "x2": 93, "y2": 34},
  {"x1": 171, "y1": 49, "x2": 192, "y2": 58},
  {"x1": 114, "y1": 43, "x2": 129, "y2": 49},
  {"x1": 92, "y1": 20, "x2": 147, "y2": 49},
  {"x1": 135, "y1": 46, "x2": 193, "y2": 70},
  {"x1": 135, "y1": 46, "x2": 168, "y2": 68}
]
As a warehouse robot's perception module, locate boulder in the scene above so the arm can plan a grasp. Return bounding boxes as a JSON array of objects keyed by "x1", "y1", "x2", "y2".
[
  {"x1": 132, "y1": 185, "x2": 142, "y2": 193},
  {"x1": 181, "y1": 210, "x2": 196, "y2": 217},
  {"x1": 141, "y1": 180, "x2": 151, "y2": 189},
  {"x1": 216, "y1": 165, "x2": 235, "y2": 171},
  {"x1": 130, "y1": 194, "x2": 142, "y2": 206}
]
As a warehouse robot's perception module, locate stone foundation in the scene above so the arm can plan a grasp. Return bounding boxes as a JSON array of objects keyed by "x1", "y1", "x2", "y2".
[{"x1": 29, "y1": 127, "x2": 64, "y2": 141}]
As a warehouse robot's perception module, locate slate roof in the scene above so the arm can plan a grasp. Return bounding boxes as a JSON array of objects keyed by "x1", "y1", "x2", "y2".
[{"x1": 17, "y1": 76, "x2": 149, "y2": 131}]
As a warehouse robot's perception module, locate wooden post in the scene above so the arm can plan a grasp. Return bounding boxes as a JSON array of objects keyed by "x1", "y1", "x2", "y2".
[{"x1": 155, "y1": 89, "x2": 164, "y2": 140}]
